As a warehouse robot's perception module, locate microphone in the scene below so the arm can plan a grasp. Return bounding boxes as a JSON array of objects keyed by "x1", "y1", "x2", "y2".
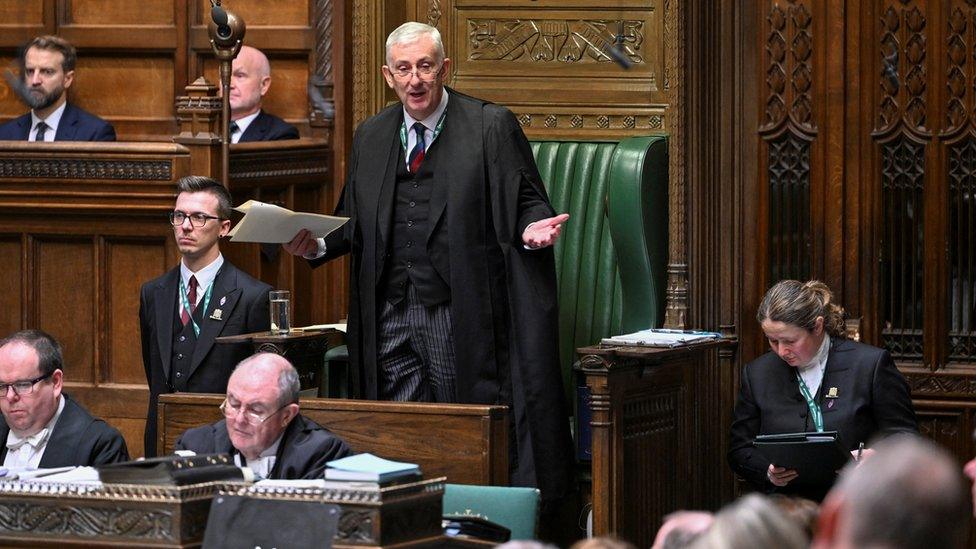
[
  {"x1": 211, "y1": 2, "x2": 232, "y2": 40},
  {"x1": 882, "y1": 49, "x2": 898, "y2": 92},
  {"x1": 307, "y1": 76, "x2": 335, "y2": 119},
  {"x1": 604, "y1": 33, "x2": 632, "y2": 70}
]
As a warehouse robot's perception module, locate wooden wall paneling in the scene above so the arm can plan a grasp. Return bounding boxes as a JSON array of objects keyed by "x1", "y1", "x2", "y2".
[
  {"x1": 104, "y1": 237, "x2": 170, "y2": 385},
  {"x1": 35, "y1": 237, "x2": 96, "y2": 383},
  {"x1": 0, "y1": 1, "x2": 54, "y2": 46},
  {"x1": 0, "y1": 237, "x2": 24, "y2": 336},
  {"x1": 57, "y1": 0, "x2": 185, "y2": 141}
]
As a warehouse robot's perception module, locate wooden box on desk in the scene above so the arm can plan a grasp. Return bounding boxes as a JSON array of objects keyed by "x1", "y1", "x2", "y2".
[
  {"x1": 235, "y1": 478, "x2": 446, "y2": 547},
  {"x1": 0, "y1": 480, "x2": 237, "y2": 548},
  {"x1": 158, "y1": 394, "x2": 510, "y2": 486}
]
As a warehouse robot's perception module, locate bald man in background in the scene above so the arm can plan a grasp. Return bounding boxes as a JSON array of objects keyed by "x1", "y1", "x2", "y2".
[{"x1": 228, "y1": 45, "x2": 299, "y2": 143}]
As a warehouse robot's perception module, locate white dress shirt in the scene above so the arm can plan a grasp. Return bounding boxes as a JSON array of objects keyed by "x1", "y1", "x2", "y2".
[
  {"x1": 29, "y1": 102, "x2": 67, "y2": 142},
  {"x1": 230, "y1": 111, "x2": 261, "y2": 144},
  {"x1": 233, "y1": 433, "x2": 283, "y2": 479},
  {"x1": 179, "y1": 254, "x2": 225, "y2": 314},
  {"x1": 4, "y1": 395, "x2": 66, "y2": 469}
]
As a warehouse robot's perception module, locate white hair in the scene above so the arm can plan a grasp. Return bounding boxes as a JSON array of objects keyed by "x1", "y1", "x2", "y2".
[{"x1": 385, "y1": 22, "x2": 445, "y2": 65}]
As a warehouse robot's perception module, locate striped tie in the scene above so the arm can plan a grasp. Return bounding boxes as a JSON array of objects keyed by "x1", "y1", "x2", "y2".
[
  {"x1": 408, "y1": 122, "x2": 426, "y2": 173},
  {"x1": 181, "y1": 276, "x2": 198, "y2": 325}
]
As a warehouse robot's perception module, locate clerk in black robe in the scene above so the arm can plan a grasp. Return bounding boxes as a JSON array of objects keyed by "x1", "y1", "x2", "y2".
[{"x1": 284, "y1": 22, "x2": 575, "y2": 507}]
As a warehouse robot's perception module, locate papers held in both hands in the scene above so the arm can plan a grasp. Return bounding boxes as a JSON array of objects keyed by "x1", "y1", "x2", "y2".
[
  {"x1": 228, "y1": 200, "x2": 348, "y2": 244},
  {"x1": 325, "y1": 453, "x2": 420, "y2": 483},
  {"x1": 601, "y1": 328, "x2": 722, "y2": 348},
  {"x1": 753, "y1": 431, "x2": 852, "y2": 486}
]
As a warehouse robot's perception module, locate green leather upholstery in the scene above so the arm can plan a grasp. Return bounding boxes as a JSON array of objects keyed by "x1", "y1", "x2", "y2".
[
  {"x1": 442, "y1": 483, "x2": 541, "y2": 540},
  {"x1": 531, "y1": 136, "x2": 669, "y2": 394}
]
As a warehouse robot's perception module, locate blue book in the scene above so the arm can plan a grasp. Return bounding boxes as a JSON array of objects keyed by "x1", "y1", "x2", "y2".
[{"x1": 324, "y1": 453, "x2": 420, "y2": 482}]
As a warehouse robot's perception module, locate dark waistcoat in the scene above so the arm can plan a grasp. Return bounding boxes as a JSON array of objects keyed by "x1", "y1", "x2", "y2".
[
  {"x1": 381, "y1": 143, "x2": 450, "y2": 306},
  {"x1": 169, "y1": 300, "x2": 204, "y2": 391}
]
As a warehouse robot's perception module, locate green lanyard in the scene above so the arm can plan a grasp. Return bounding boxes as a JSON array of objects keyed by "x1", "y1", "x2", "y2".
[
  {"x1": 796, "y1": 369, "x2": 825, "y2": 432},
  {"x1": 179, "y1": 276, "x2": 214, "y2": 337},
  {"x1": 398, "y1": 108, "x2": 448, "y2": 154}
]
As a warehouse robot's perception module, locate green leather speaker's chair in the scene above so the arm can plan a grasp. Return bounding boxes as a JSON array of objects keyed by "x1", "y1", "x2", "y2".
[
  {"x1": 442, "y1": 483, "x2": 541, "y2": 540},
  {"x1": 531, "y1": 136, "x2": 669, "y2": 399}
]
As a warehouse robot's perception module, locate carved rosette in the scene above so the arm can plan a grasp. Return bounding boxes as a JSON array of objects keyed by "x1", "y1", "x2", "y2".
[{"x1": 0, "y1": 159, "x2": 172, "y2": 180}]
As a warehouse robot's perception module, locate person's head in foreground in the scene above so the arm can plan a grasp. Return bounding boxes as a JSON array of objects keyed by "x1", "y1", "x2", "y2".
[{"x1": 813, "y1": 435, "x2": 970, "y2": 549}]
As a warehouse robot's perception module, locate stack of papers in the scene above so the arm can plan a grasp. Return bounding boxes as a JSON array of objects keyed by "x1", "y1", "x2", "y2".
[
  {"x1": 228, "y1": 200, "x2": 348, "y2": 244},
  {"x1": 324, "y1": 453, "x2": 420, "y2": 483},
  {"x1": 601, "y1": 328, "x2": 721, "y2": 348}
]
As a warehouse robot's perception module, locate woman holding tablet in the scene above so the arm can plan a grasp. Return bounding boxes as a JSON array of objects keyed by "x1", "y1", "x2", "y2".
[{"x1": 728, "y1": 279, "x2": 918, "y2": 500}]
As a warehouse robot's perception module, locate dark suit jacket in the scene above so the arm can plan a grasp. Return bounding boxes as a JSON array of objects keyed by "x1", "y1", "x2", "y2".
[
  {"x1": 0, "y1": 103, "x2": 116, "y2": 141},
  {"x1": 139, "y1": 260, "x2": 272, "y2": 457},
  {"x1": 0, "y1": 393, "x2": 129, "y2": 467},
  {"x1": 238, "y1": 110, "x2": 299, "y2": 142},
  {"x1": 728, "y1": 337, "x2": 918, "y2": 500},
  {"x1": 312, "y1": 88, "x2": 575, "y2": 502},
  {"x1": 174, "y1": 414, "x2": 352, "y2": 479}
]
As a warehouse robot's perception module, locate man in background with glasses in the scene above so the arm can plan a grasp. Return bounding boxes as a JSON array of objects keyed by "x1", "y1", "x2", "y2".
[
  {"x1": 0, "y1": 330, "x2": 128, "y2": 468},
  {"x1": 140, "y1": 175, "x2": 271, "y2": 457},
  {"x1": 283, "y1": 21, "x2": 575, "y2": 532},
  {"x1": 174, "y1": 353, "x2": 351, "y2": 479}
]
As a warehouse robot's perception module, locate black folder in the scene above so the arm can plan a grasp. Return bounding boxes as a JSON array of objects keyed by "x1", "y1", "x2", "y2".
[{"x1": 753, "y1": 431, "x2": 852, "y2": 486}]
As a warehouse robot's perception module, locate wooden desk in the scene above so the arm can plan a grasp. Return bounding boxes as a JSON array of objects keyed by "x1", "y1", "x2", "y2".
[
  {"x1": 577, "y1": 339, "x2": 738, "y2": 548},
  {"x1": 158, "y1": 394, "x2": 510, "y2": 486},
  {"x1": 215, "y1": 328, "x2": 344, "y2": 391}
]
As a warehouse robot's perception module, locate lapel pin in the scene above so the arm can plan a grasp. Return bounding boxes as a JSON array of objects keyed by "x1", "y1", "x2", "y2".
[
  {"x1": 826, "y1": 387, "x2": 839, "y2": 399},
  {"x1": 220, "y1": 296, "x2": 227, "y2": 306},
  {"x1": 827, "y1": 400, "x2": 835, "y2": 409},
  {"x1": 210, "y1": 309, "x2": 223, "y2": 321}
]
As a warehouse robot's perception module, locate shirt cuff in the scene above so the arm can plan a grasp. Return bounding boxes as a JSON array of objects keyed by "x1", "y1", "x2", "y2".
[{"x1": 303, "y1": 238, "x2": 327, "y2": 260}]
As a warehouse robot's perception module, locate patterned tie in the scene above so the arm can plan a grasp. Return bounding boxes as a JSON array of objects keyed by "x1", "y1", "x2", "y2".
[
  {"x1": 33, "y1": 121, "x2": 49, "y2": 142},
  {"x1": 408, "y1": 122, "x2": 426, "y2": 173},
  {"x1": 181, "y1": 276, "x2": 198, "y2": 326},
  {"x1": 229, "y1": 121, "x2": 240, "y2": 141}
]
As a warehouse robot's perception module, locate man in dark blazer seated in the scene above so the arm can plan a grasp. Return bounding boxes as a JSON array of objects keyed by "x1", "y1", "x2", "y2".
[
  {"x1": 227, "y1": 45, "x2": 299, "y2": 143},
  {"x1": 0, "y1": 330, "x2": 128, "y2": 468},
  {"x1": 283, "y1": 22, "x2": 575, "y2": 524},
  {"x1": 140, "y1": 176, "x2": 272, "y2": 457},
  {"x1": 0, "y1": 35, "x2": 115, "y2": 141},
  {"x1": 175, "y1": 353, "x2": 352, "y2": 479}
]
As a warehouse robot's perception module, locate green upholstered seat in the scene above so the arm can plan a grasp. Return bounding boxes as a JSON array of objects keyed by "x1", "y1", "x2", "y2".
[
  {"x1": 442, "y1": 483, "x2": 541, "y2": 540},
  {"x1": 530, "y1": 136, "x2": 669, "y2": 395}
]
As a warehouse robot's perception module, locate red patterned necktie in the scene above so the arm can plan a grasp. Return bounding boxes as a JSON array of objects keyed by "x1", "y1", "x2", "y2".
[
  {"x1": 408, "y1": 122, "x2": 426, "y2": 173},
  {"x1": 181, "y1": 276, "x2": 198, "y2": 325}
]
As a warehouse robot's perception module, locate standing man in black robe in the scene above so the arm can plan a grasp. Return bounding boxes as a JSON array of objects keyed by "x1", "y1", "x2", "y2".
[{"x1": 284, "y1": 21, "x2": 575, "y2": 529}]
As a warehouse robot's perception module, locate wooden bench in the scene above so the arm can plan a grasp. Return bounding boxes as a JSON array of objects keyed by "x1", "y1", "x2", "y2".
[{"x1": 157, "y1": 393, "x2": 509, "y2": 485}]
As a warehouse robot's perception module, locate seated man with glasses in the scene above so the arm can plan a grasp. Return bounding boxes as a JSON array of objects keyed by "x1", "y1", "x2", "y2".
[
  {"x1": 0, "y1": 329, "x2": 129, "y2": 468},
  {"x1": 174, "y1": 353, "x2": 352, "y2": 479},
  {"x1": 139, "y1": 175, "x2": 272, "y2": 457}
]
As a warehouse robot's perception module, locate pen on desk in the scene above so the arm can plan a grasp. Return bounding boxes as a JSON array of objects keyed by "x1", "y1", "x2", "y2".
[{"x1": 856, "y1": 442, "x2": 864, "y2": 462}]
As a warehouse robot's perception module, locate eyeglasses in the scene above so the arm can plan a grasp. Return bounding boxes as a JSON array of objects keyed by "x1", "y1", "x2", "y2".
[
  {"x1": 0, "y1": 370, "x2": 54, "y2": 399},
  {"x1": 390, "y1": 62, "x2": 441, "y2": 81},
  {"x1": 219, "y1": 398, "x2": 290, "y2": 425},
  {"x1": 169, "y1": 211, "x2": 224, "y2": 228}
]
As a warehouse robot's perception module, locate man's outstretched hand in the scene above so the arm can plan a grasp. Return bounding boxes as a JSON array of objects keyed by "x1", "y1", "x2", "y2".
[
  {"x1": 283, "y1": 229, "x2": 316, "y2": 256},
  {"x1": 522, "y1": 213, "x2": 569, "y2": 249}
]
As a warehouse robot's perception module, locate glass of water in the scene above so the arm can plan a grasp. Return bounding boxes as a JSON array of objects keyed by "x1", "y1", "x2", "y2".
[{"x1": 269, "y1": 290, "x2": 291, "y2": 335}]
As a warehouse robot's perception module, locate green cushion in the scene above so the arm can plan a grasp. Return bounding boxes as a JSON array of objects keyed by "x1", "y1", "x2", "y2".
[
  {"x1": 531, "y1": 136, "x2": 669, "y2": 398},
  {"x1": 442, "y1": 483, "x2": 540, "y2": 540}
]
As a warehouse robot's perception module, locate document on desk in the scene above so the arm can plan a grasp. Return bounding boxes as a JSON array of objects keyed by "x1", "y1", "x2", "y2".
[
  {"x1": 228, "y1": 200, "x2": 348, "y2": 243},
  {"x1": 601, "y1": 328, "x2": 721, "y2": 347},
  {"x1": 753, "y1": 431, "x2": 851, "y2": 486}
]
